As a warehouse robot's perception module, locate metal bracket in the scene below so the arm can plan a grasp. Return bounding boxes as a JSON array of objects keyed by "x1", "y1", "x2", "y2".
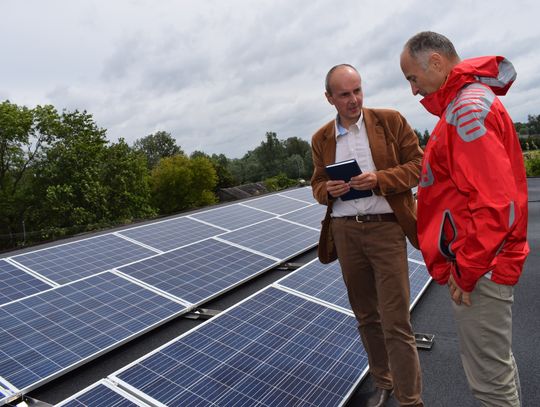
[
  {"x1": 184, "y1": 308, "x2": 221, "y2": 320},
  {"x1": 415, "y1": 332, "x2": 435, "y2": 350},
  {"x1": 11, "y1": 396, "x2": 53, "y2": 407},
  {"x1": 275, "y1": 262, "x2": 304, "y2": 271}
]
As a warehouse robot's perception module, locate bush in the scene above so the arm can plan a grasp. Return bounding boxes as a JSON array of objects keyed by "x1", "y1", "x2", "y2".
[
  {"x1": 263, "y1": 173, "x2": 297, "y2": 192},
  {"x1": 525, "y1": 154, "x2": 540, "y2": 176}
]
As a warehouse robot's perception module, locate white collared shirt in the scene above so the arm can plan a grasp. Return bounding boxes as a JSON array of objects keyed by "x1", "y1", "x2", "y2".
[{"x1": 331, "y1": 114, "x2": 393, "y2": 217}]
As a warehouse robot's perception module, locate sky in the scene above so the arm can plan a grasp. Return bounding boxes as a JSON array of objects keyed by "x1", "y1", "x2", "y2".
[{"x1": 2, "y1": 0, "x2": 539, "y2": 158}]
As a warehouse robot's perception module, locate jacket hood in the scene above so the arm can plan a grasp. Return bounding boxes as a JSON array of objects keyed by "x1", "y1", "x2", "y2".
[{"x1": 420, "y1": 56, "x2": 517, "y2": 117}]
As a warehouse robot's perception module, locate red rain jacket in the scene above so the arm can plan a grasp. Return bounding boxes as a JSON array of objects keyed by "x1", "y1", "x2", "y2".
[{"x1": 417, "y1": 56, "x2": 529, "y2": 292}]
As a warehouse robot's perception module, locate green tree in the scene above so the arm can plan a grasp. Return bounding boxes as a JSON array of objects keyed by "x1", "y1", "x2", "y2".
[
  {"x1": 283, "y1": 154, "x2": 305, "y2": 179},
  {"x1": 150, "y1": 155, "x2": 217, "y2": 214},
  {"x1": 133, "y1": 130, "x2": 184, "y2": 169},
  {"x1": 190, "y1": 151, "x2": 235, "y2": 191},
  {"x1": 414, "y1": 129, "x2": 422, "y2": 143},
  {"x1": 422, "y1": 130, "x2": 430, "y2": 146},
  {"x1": 30, "y1": 109, "x2": 110, "y2": 230},
  {"x1": 527, "y1": 114, "x2": 540, "y2": 135},
  {"x1": 102, "y1": 139, "x2": 156, "y2": 222},
  {"x1": 210, "y1": 153, "x2": 235, "y2": 189},
  {"x1": 0, "y1": 102, "x2": 60, "y2": 247},
  {"x1": 253, "y1": 132, "x2": 286, "y2": 178}
]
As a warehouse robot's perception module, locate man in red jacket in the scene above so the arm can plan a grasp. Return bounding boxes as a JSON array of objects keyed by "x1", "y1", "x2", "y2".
[{"x1": 400, "y1": 31, "x2": 529, "y2": 406}]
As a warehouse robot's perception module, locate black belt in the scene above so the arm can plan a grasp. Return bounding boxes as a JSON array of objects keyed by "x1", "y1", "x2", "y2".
[{"x1": 337, "y1": 213, "x2": 397, "y2": 223}]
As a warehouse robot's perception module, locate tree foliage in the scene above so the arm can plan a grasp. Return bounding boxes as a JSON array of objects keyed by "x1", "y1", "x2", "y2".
[
  {"x1": 7, "y1": 98, "x2": 537, "y2": 252},
  {"x1": 0, "y1": 101, "x2": 155, "y2": 248},
  {"x1": 230, "y1": 132, "x2": 312, "y2": 183},
  {"x1": 133, "y1": 130, "x2": 184, "y2": 169},
  {"x1": 150, "y1": 155, "x2": 217, "y2": 214}
]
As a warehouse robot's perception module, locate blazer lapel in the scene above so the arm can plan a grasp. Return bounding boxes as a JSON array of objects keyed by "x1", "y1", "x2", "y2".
[
  {"x1": 322, "y1": 121, "x2": 337, "y2": 166},
  {"x1": 363, "y1": 108, "x2": 387, "y2": 170}
]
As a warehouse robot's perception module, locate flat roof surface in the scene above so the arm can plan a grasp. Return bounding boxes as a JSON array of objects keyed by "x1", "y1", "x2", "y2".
[{"x1": 5, "y1": 179, "x2": 539, "y2": 406}]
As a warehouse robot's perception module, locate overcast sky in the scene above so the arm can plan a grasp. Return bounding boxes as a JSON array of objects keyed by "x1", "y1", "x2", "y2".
[{"x1": 2, "y1": 0, "x2": 539, "y2": 158}]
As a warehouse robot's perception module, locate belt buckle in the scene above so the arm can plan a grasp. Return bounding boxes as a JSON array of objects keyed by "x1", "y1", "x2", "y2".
[{"x1": 355, "y1": 215, "x2": 364, "y2": 223}]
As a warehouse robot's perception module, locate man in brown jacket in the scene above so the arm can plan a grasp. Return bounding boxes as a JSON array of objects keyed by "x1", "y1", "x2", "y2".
[{"x1": 311, "y1": 64, "x2": 424, "y2": 407}]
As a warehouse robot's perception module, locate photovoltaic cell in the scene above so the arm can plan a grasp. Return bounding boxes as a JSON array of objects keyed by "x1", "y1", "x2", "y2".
[
  {"x1": 56, "y1": 380, "x2": 148, "y2": 407},
  {"x1": 277, "y1": 259, "x2": 431, "y2": 312},
  {"x1": 408, "y1": 262, "x2": 431, "y2": 307},
  {"x1": 277, "y1": 260, "x2": 350, "y2": 311},
  {"x1": 117, "y1": 217, "x2": 224, "y2": 252},
  {"x1": 10, "y1": 235, "x2": 156, "y2": 285},
  {"x1": 113, "y1": 287, "x2": 368, "y2": 407},
  {"x1": 241, "y1": 194, "x2": 311, "y2": 215},
  {"x1": 217, "y1": 218, "x2": 319, "y2": 260},
  {"x1": 0, "y1": 260, "x2": 52, "y2": 306},
  {"x1": 117, "y1": 239, "x2": 277, "y2": 305},
  {"x1": 278, "y1": 204, "x2": 326, "y2": 230},
  {"x1": 0, "y1": 272, "x2": 185, "y2": 392},
  {"x1": 407, "y1": 241, "x2": 425, "y2": 263},
  {"x1": 278, "y1": 186, "x2": 316, "y2": 203},
  {"x1": 189, "y1": 204, "x2": 275, "y2": 231}
]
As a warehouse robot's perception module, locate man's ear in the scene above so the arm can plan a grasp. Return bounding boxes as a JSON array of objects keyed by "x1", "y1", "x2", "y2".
[
  {"x1": 325, "y1": 91, "x2": 335, "y2": 106},
  {"x1": 429, "y1": 52, "x2": 443, "y2": 72}
]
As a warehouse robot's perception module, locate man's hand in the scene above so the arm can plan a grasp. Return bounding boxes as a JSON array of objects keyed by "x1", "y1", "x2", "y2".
[
  {"x1": 448, "y1": 273, "x2": 472, "y2": 306},
  {"x1": 326, "y1": 180, "x2": 351, "y2": 198},
  {"x1": 350, "y1": 172, "x2": 378, "y2": 190}
]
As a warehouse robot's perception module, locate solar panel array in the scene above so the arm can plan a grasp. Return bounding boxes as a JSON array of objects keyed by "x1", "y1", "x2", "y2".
[
  {"x1": 216, "y1": 218, "x2": 319, "y2": 260},
  {"x1": 116, "y1": 239, "x2": 277, "y2": 305},
  {"x1": 0, "y1": 260, "x2": 52, "y2": 307},
  {"x1": 10, "y1": 234, "x2": 158, "y2": 285},
  {"x1": 116, "y1": 217, "x2": 226, "y2": 252},
  {"x1": 0, "y1": 187, "x2": 324, "y2": 404},
  {"x1": 56, "y1": 380, "x2": 149, "y2": 407},
  {"x1": 276, "y1": 252, "x2": 431, "y2": 313},
  {"x1": 0, "y1": 185, "x2": 433, "y2": 406},
  {"x1": 57, "y1": 246, "x2": 429, "y2": 407},
  {"x1": 0, "y1": 272, "x2": 186, "y2": 393},
  {"x1": 110, "y1": 286, "x2": 367, "y2": 407}
]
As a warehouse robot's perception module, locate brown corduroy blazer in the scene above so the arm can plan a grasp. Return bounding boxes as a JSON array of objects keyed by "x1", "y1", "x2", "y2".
[{"x1": 311, "y1": 108, "x2": 423, "y2": 255}]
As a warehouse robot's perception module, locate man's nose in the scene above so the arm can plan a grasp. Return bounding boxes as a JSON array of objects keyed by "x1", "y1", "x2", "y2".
[{"x1": 411, "y1": 84, "x2": 420, "y2": 96}]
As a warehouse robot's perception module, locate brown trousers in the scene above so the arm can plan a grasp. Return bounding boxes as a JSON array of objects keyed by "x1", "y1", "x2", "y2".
[{"x1": 331, "y1": 218, "x2": 423, "y2": 406}]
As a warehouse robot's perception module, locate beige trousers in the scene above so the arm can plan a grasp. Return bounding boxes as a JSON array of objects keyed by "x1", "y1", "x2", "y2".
[{"x1": 452, "y1": 276, "x2": 521, "y2": 406}]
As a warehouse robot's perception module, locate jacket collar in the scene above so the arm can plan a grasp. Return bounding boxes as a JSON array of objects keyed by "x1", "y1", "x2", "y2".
[
  {"x1": 420, "y1": 56, "x2": 516, "y2": 117},
  {"x1": 320, "y1": 108, "x2": 387, "y2": 170}
]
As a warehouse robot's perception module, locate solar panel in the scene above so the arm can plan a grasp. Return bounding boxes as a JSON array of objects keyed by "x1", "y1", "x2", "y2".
[
  {"x1": 278, "y1": 186, "x2": 316, "y2": 203},
  {"x1": 0, "y1": 272, "x2": 186, "y2": 393},
  {"x1": 0, "y1": 260, "x2": 53, "y2": 306},
  {"x1": 56, "y1": 379, "x2": 149, "y2": 407},
  {"x1": 408, "y1": 261, "x2": 431, "y2": 308},
  {"x1": 111, "y1": 286, "x2": 368, "y2": 406},
  {"x1": 277, "y1": 260, "x2": 351, "y2": 311},
  {"x1": 216, "y1": 218, "x2": 319, "y2": 260},
  {"x1": 407, "y1": 241, "x2": 425, "y2": 262},
  {"x1": 189, "y1": 204, "x2": 275, "y2": 231},
  {"x1": 116, "y1": 239, "x2": 277, "y2": 305},
  {"x1": 278, "y1": 204, "x2": 326, "y2": 230},
  {"x1": 241, "y1": 194, "x2": 311, "y2": 215},
  {"x1": 277, "y1": 258, "x2": 431, "y2": 313},
  {"x1": 10, "y1": 235, "x2": 156, "y2": 285},
  {"x1": 117, "y1": 217, "x2": 225, "y2": 252}
]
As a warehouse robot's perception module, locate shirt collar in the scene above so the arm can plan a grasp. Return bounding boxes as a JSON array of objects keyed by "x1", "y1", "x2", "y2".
[{"x1": 335, "y1": 112, "x2": 363, "y2": 139}]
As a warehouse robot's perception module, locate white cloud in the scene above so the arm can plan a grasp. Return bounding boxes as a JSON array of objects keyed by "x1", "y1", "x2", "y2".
[{"x1": 1, "y1": 0, "x2": 539, "y2": 158}]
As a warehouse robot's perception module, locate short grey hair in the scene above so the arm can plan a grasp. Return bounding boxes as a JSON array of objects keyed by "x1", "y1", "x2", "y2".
[
  {"x1": 404, "y1": 31, "x2": 459, "y2": 69},
  {"x1": 325, "y1": 64, "x2": 359, "y2": 94}
]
